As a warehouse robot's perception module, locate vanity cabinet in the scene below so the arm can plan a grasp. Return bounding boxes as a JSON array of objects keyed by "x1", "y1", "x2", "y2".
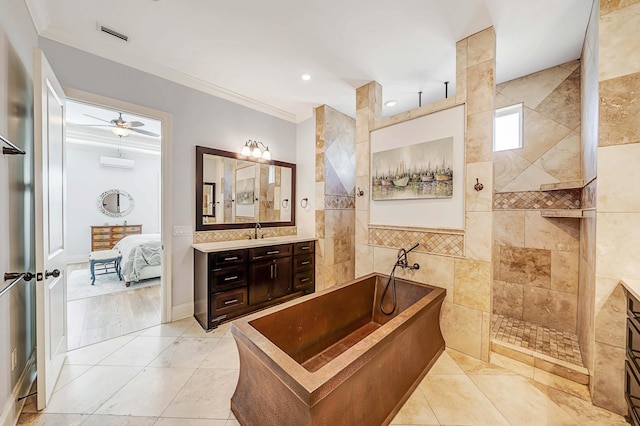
[
  {"x1": 194, "y1": 240, "x2": 315, "y2": 330},
  {"x1": 626, "y1": 290, "x2": 640, "y2": 426}
]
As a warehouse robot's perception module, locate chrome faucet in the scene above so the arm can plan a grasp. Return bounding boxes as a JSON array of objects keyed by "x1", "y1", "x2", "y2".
[{"x1": 254, "y1": 222, "x2": 261, "y2": 239}]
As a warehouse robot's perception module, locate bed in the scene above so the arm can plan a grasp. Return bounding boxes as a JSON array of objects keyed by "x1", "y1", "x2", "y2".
[{"x1": 113, "y1": 233, "x2": 162, "y2": 287}]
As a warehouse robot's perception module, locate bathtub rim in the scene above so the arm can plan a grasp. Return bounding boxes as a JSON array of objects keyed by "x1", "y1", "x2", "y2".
[{"x1": 230, "y1": 272, "x2": 446, "y2": 401}]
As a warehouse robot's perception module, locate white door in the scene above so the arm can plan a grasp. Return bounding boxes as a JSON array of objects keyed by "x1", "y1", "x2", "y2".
[{"x1": 33, "y1": 49, "x2": 67, "y2": 410}]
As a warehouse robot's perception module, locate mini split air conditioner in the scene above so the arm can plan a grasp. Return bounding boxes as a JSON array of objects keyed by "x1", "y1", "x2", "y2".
[{"x1": 100, "y1": 156, "x2": 135, "y2": 169}]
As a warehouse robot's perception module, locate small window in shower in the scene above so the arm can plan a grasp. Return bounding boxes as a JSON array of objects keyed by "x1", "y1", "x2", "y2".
[{"x1": 494, "y1": 103, "x2": 523, "y2": 152}]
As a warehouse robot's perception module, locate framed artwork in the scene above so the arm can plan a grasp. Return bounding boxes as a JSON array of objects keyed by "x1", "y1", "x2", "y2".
[
  {"x1": 236, "y1": 177, "x2": 255, "y2": 205},
  {"x1": 371, "y1": 137, "x2": 453, "y2": 201}
]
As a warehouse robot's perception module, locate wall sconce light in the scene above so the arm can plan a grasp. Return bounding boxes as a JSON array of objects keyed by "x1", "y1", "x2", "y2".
[{"x1": 241, "y1": 139, "x2": 271, "y2": 160}]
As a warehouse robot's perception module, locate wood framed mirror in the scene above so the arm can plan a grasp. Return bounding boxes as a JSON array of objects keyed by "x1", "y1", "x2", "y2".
[{"x1": 195, "y1": 146, "x2": 296, "y2": 231}]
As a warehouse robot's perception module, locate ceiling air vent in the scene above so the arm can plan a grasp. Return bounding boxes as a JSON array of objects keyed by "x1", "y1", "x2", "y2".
[{"x1": 98, "y1": 24, "x2": 129, "y2": 42}]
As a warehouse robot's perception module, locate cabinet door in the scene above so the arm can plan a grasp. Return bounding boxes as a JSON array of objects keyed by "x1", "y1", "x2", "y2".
[
  {"x1": 249, "y1": 260, "x2": 272, "y2": 305},
  {"x1": 271, "y1": 257, "x2": 292, "y2": 299}
]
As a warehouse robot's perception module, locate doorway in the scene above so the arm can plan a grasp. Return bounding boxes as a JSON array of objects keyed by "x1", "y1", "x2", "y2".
[{"x1": 64, "y1": 93, "x2": 171, "y2": 350}]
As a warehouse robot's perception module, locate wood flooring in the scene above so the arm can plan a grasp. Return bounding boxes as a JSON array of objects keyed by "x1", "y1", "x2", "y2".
[{"x1": 67, "y1": 263, "x2": 161, "y2": 350}]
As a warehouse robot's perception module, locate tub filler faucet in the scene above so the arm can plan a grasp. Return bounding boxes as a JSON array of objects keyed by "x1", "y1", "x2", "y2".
[
  {"x1": 380, "y1": 242, "x2": 420, "y2": 315},
  {"x1": 396, "y1": 243, "x2": 420, "y2": 271}
]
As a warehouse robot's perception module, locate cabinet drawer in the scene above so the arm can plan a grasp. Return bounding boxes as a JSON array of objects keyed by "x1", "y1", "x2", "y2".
[
  {"x1": 92, "y1": 241, "x2": 111, "y2": 248},
  {"x1": 93, "y1": 234, "x2": 112, "y2": 241},
  {"x1": 626, "y1": 360, "x2": 640, "y2": 426},
  {"x1": 111, "y1": 227, "x2": 125, "y2": 232},
  {"x1": 211, "y1": 249, "x2": 248, "y2": 266},
  {"x1": 210, "y1": 265, "x2": 247, "y2": 292},
  {"x1": 125, "y1": 226, "x2": 141, "y2": 232},
  {"x1": 294, "y1": 241, "x2": 315, "y2": 255},
  {"x1": 210, "y1": 288, "x2": 248, "y2": 318},
  {"x1": 249, "y1": 244, "x2": 292, "y2": 261},
  {"x1": 112, "y1": 233, "x2": 125, "y2": 240},
  {"x1": 294, "y1": 253, "x2": 314, "y2": 271},
  {"x1": 92, "y1": 227, "x2": 111, "y2": 234},
  {"x1": 294, "y1": 269, "x2": 314, "y2": 293}
]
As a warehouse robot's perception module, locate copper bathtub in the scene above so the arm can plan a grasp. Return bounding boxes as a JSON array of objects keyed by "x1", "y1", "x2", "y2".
[{"x1": 230, "y1": 273, "x2": 446, "y2": 425}]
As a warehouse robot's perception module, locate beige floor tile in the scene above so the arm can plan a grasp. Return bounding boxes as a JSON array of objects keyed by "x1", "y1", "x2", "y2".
[
  {"x1": 199, "y1": 338, "x2": 239, "y2": 370},
  {"x1": 65, "y1": 335, "x2": 136, "y2": 365},
  {"x1": 533, "y1": 368, "x2": 591, "y2": 401},
  {"x1": 149, "y1": 337, "x2": 220, "y2": 368},
  {"x1": 418, "y1": 375, "x2": 509, "y2": 425},
  {"x1": 139, "y1": 318, "x2": 196, "y2": 337},
  {"x1": 43, "y1": 366, "x2": 142, "y2": 414},
  {"x1": 53, "y1": 364, "x2": 93, "y2": 393},
  {"x1": 162, "y1": 369, "x2": 239, "y2": 419},
  {"x1": 80, "y1": 414, "x2": 158, "y2": 425},
  {"x1": 95, "y1": 367, "x2": 196, "y2": 416},
  {"x1": 447, "y1": 349, "x2": 516, "y2": 375},
  {"x1": 16, "y1": 413, "x2": 87, "y2": 425},
  {"x1": 532, "y1": 382, "x2": 628, "y2": 426},
  {"x1": 390, "y1": 388, "x2": 439, "y2": 425},
  {"x1": 489, "y1": 352, "x2": 535, "y2": 378},
  {"x1": 99, "y1": 336, "x2": 177, "y2": 366},
  {"x1": 427, "y1": 351, "x2": 465, "y2": 375},
  {"x1": 155, "y1": 419, "x2": 227, "y2": 426},
  {"x1": 182, "y1": 322, "x2": 231, "y2": 339},
  {"x1": 470, "y1": 374, "x2": 578, "y2": 425}
]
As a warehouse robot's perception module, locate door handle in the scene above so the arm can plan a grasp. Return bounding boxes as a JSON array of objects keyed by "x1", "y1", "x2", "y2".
[
  {"x1": 4, "y1": 272, "x2": 34, "y2": 282},
  {"x1": 45, "y1": 269, "x2": 60, "y2": 279}
]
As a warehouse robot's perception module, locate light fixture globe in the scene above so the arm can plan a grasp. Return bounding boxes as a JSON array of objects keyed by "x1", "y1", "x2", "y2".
[
  {"x1": 241, "y1": 142, "x2": 251, "y2": 156},
  {"x1": 241, "y1": 139, "x2": 271, "y2": 160},
  {"x1": 262, "y1": 147, "x2": 271, "y2": 160},
  {"x1": 252, "y1": 146, "x2": 262, "y2": 158},
  {"x1": 112, "y1": 126, "x2": 130, "y2": 137}
]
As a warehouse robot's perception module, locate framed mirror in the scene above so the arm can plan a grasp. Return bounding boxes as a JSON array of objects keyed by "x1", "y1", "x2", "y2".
[
  {"x1": 196, "y1": 146, "x2": 295, "y2": 231},
  {"x1": 97, "y1": 189, "x2": 134, "y2": 217}
]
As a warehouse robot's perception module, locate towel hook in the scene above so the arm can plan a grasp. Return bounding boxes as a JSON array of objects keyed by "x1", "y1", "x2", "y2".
[
  {"x1": 356, "y1": 187, "x2": 364, "y2": 197},
  {"x1": 474, "y1": 178, "x2": 484, "y2": 192},
  {"x1": 281, "y1": 199, "x2": 289, "y2": 209},
  {"x1": 300, "y1": 198, "x2": 309, "y2": 208}
]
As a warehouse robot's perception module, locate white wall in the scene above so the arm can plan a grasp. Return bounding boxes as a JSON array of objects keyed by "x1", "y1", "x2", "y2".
[
  {"x1": 66, "y1": 142, "x2": 161, "y2": 261},
  {"x1": 369, "y1": 105, "x2": 465, "y2": 229},
  {"x1": 295, "y1": 114, "x2": 316, "y2": 237},
  {"x1": 39, "y1": 38, "x2": 297, "y2": 309},
  {"x1": 0, "y1": 0, "x2": 38, "y2": 423}
]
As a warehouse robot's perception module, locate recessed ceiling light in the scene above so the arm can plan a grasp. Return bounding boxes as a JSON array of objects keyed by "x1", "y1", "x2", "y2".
[
  {"x1": 384, "y1": 100, "x2": 397, "y2": 107},
  {"x1": 301, "y1": 74, "x2": 311, "y2": 81}
]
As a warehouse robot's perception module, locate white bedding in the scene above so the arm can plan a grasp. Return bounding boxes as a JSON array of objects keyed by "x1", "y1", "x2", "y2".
[{"x1": 114, "y1": 233, "x2": 162, "y2": 282}]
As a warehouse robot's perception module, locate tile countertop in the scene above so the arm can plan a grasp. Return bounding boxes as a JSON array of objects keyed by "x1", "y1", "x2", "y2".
[
  {"x1": 621, "y1": 278, "x2": 640, "y2": 301},
  {"x1": 193, "y1": 235, "x2": 316, "y2": 253}
]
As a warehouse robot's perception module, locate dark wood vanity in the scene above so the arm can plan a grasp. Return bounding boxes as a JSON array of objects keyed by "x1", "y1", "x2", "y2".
[
  {"x1": 626, "y1": 289, "x2": 640, "y2": 425},
  {"x1": 194, "y1": 239, "x2": 315, "y2": 330}
]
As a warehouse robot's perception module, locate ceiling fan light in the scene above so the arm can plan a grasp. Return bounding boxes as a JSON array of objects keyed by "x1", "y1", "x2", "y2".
[
  {"x1": 262, "y1": 147, "x2": 271, "y2": 161},
  {"x1": 241, "y1": 142, "x2": 251, "y2": 156},
  {"x1": 112, "y1": 126, "x2": 130, "y2": 137}
]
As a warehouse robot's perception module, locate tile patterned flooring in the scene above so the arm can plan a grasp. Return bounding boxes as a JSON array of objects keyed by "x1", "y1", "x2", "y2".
[
  {"x1": 492, "y1": 314, "x2": 584, "y2": 366},
  {"x1": 18, "y1": 317, "x2": 626, "y2": 425}
]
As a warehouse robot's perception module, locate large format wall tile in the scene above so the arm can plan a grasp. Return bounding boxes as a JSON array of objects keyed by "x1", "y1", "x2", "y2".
[
  {"x1": 594, "y1": 278, "x2": 626, "y2": 348},
  {"x1": 467, "y1": 27, "x2": 495, "y2": 67},
  {"x1": 493, "y1": 280, "x2": 524, "y2": 319},
  {"x1": 535, "y1": 68, "x2": 581, "y2": 131},
  {"x1": 599, "y1": 72, "x2": 640, "y2": 146},
  {"x1": 454, "y1": 259, "x2": 491, "y2": 312},
  {"x1": 467, "y1": 60, "x2": 495, "y2": 116},
  {"x1": 519, "y1": 109, "x2": 572, "y2": 164},
  {"x1": 523, "y1": 287, "x2": 577, "y2": 333},
  {"x1": 597, "y1": 142, "x2": 640, "y2": 212},
  {"x1": 592, "y1": 342, "x2": 626, "y2": 415},
  {"x1": 600, "y1": 0, "x2": 640, "y2": 16},
  {"x1": 498, "y1": 246, "x2": 551, "y2": 288},
  {"x1": 499, "y1": 66, "x2": 573, "y2": 109},
  {"x1": 524, "y1": 212, "x2": 580, "y2": 252},
  {"x1": 493, "y1": 211, "x2": 525, "y2": 247},
  {"x1": 466, "y1": 111, "x2": 494, "y2": 163},
  {"x1": 465, "y1": 212, "x2": 492, "y2": 262},
  {"x1": 441, "y1": 301, "x2": 483, "y2": 359},
  {"x1": 596, "y1": 212, "x2": 640, "y2": 279},
  {"x1": 533, "y1": 131, "x2": 581, "y2": 183},
  {"x1": 599, "y1": 2, "x2": 640, "y2": 81},
  {"x1": 551, "y1": 251, "x2": 579, "y2": 293}
]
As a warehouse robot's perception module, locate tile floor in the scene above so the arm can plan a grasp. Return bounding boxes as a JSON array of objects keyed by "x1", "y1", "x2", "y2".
[
  {"x1": 18, "y1": 317, "x2": 627, "y2": 425},
  {"x1": 492, "y1": 314, "x2": 584, "y2": 366}
]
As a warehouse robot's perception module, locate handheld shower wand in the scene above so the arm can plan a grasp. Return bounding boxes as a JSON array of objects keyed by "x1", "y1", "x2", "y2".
[{"x1": 380, "y1": 243, "x2": 421, "y2": 315}]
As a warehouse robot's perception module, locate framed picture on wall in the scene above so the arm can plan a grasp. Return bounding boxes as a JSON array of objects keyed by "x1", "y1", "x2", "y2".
[
  {"x1": 371, "y1": 137, "x2": 453, "y2": 201},
  {"x1": 236, "y1": 177, "x2": 255, "y2": 205}
]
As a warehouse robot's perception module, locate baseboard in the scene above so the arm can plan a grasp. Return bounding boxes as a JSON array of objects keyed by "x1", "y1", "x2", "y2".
[
  {"x1": 0, "y1": 351, "x2": 36, "y2": 426},
  {"x1": 171, "y1": 302, "x2": 193, "y2": 322}
]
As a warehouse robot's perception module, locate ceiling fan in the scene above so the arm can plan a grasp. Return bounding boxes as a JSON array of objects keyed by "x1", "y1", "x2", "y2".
[{"x1": 81, "y1": 112, "x2": 160, "y2": 137}]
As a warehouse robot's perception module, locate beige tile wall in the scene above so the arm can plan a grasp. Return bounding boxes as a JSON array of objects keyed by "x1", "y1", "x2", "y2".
[
  {"x1": 315, "y1": 105, "x2": 356, "y2": 291},
  {"x1": 355, "y1": 28, "x2": 496, "y2": 363},
  {"x1": 494, "y1": 63, "x2": 581, "y2": 193},
  {"x1": 590, "y1": 0, "x2": 640, "y2": 415}
]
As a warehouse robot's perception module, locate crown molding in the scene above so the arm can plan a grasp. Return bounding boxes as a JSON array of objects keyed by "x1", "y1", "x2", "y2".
[
  {"x1": 67, "y1": 127, "x2": 161, "y2": 155},
  {"x1": 24, "y1": 0, "x2": 50, "y2": 34},
  {"x1": 38, "y1": 26, "x2": 298, "y2": 123}
]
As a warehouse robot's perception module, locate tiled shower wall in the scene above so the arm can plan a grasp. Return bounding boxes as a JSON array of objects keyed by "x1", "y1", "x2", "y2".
[
  {"x1": 492, "y1": 64, "x2": 582, "y2": 334},
  {"x1": 590, "y1": 0, "x2": 640, "y2": 415},
  {"x1": 315, "y1": 105, "x2": 356, "y2": 291},
  {"x1": 355, "y1": 28, "x2": 496, "y2": 362}
]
